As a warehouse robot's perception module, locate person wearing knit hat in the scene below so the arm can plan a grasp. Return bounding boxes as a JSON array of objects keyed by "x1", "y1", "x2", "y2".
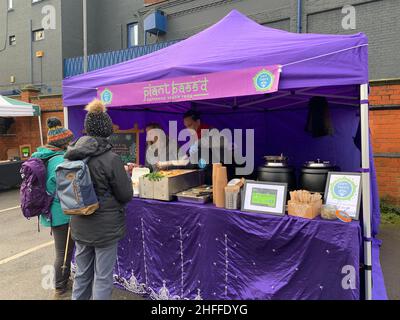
[
  {"x1": 47, "y1": 117, "x2": 74, "y2": 148},
  {"x1": 64, "y1": 98, "x2": 132, "y2": 300},
  {"x1": 31, "y1": 117, "x2": 75, "y2": 300},
  {"x1": 84, "y1": 99, "x2": 114, "y2": 138}
]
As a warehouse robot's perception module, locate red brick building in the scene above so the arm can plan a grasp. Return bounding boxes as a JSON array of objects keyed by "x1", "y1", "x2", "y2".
[
  {"x1": 0, "y1": 86, "x2": 63, "y2": 160},
  {"x1": 370, "y1": 80, "x2": 400, "y2": 205}
]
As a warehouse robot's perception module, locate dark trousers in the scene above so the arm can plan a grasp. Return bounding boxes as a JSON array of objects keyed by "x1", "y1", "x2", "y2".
[{"x1": 52, "y1": 224, "x2": 75, "y2": 291}]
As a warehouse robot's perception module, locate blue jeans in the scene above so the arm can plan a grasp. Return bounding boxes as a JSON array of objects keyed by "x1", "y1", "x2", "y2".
[{"x1": 72, "y1": 242, "x2": 118, "y2": 300}]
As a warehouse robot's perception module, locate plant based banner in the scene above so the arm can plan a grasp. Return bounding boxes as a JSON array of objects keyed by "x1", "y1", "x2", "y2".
[{"x1": 98, "y1": 65, "x2": 281, "y2": 107}]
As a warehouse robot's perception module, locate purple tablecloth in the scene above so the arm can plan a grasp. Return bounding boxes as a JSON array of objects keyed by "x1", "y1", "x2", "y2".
[{"x1": 113, "y1": 198, "x2": 361, "y2": 300}]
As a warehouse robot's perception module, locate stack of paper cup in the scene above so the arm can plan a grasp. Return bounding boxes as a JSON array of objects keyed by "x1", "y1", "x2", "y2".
[
  {"x1": 215, "y1": 166, "x2": 228, "y2": 208},
  {"x1": 212, "y1": 163, "x2": 222, "y2": 204}
]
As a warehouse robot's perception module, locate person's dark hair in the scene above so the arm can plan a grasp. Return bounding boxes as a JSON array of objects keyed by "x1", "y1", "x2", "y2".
[
  {"x1": 146, "y1": 122, "x2": 162, "y2": 130},
  {"x1": 183, "y1": 110, "x2": 201, "y2": 121}
]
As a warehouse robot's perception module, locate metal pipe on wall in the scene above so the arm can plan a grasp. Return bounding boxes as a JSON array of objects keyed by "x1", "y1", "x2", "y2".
[
  {"x1": 297, "y1": 0, "x2": 302, "y2": 33},
  {"x1": 29, "y1": 20, "x2": 33, "y2": 84},
  {"x1": 83, "y1": 0, "x2": 88, "y2": 73}
]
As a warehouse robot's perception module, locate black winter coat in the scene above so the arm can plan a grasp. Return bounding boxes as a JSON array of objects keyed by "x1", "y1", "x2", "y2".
[{"x1": 64, "y1": 136, "x2": 133, "y2": 247}]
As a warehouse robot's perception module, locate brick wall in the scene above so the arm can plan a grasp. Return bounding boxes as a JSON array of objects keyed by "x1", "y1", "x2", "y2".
[
  {"x1": 0, "y1": 91, "x2": 64, "y2": 160},
  {"x1": 370, "y1": 82, "x2": 400, "y2": 205}
]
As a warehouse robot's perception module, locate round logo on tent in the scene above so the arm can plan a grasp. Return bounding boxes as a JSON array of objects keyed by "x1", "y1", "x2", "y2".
[
  {"x1": 101, "y1": 89, "x2": 113, "y2": 105},
  {"x1": 253, "y1": 70, "x2": 274, "y2": 92}
]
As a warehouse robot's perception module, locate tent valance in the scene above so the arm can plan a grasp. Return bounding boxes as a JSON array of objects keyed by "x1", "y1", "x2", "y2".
[
  {"x1": 97, "y1": 65, "x2": 281, "y2": 107},
  {"x1": 63, "y1": 10, "x2": 368, "y2": 107}
]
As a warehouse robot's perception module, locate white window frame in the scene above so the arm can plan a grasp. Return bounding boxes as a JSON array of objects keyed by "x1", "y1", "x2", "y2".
[{"x1": 33, "y1": 29, "x2": 45, "y2": 42}]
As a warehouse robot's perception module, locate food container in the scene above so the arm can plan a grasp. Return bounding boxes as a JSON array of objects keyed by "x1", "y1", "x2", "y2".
[
  {"x1": 258, "y1": 154, "x2": 297, "y2": 192},
  {"x1": 299, "y1": 159, "x2": 339, "y2": 194},
  {"x1": 224, "y1": 179, "x2": 245, "y2": 210},
  {"x1": 321, "y1": 204, "x2": 338, "y2": 220},
  {"x1": 131, "y1": 167, "x2": 150, "y2": 196},
  {"x1": 176, "y1": 185, "x2": 212, "y2": 204},
  {"x1": 139, "y1": 170, "x2": 204, "y2": 201},
  {"x1": 288, "y1": 190, "x2": 322, "y2": 219}
]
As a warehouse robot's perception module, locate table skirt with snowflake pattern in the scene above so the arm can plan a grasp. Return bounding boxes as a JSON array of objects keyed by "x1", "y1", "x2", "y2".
[{"x1": 110, "y1": 198, "x2": 361, "y2": 300}]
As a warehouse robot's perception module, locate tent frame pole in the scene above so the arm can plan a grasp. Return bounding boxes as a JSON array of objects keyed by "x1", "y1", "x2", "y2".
[
  {"x1": 38, "y1": 116, "x2": 44, "y2": 146},
  {"x1": 360, "y1": 83, "x2": 372, "y2": 300},
  {"x1": 64, "y1": 107, "x2": 69, "y2": 129}
]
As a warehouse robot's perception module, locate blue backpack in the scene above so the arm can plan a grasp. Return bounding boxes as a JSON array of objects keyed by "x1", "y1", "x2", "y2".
[{"x1": 55, "y1": 158, "x2": 99, "y2": 216}]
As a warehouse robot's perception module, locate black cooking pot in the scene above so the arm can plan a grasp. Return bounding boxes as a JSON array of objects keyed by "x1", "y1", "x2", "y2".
[
  {"x1": 257, "y1": 155, "x2": 297, "y2": 191},
  {"x1": 299, "y1": 160, "x2": 339, "y2": 194}
]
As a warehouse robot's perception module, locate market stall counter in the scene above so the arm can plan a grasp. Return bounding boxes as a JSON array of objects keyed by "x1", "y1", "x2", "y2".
[
  {"x1": 0, "y1": 160, "x2": 23, "y2": 191},
  {"x1": 112, "y1": 198, "x2": 361, "y2": 300}
]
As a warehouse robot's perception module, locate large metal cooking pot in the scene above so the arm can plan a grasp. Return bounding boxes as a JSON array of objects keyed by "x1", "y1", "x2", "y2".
[
  {"x1": 257, "y1": 154, "x2": 297, "y2": 191},
  {"x1": 299, "y1": 159, "x2": 339, "y2": 194}
]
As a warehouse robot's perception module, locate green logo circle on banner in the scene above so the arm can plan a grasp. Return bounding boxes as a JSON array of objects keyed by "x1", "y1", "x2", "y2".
[
  {"x1": 253, "y1": 69, "x2": 275, "y2": 92},
  {"x1": 101, "y1": 89, "x2": 113, "y2": 105}
]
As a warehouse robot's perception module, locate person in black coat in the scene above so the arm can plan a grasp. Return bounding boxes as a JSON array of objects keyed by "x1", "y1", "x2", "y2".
[{"x1": 64, "y1": 99, "x2": 133, "y2": 300}]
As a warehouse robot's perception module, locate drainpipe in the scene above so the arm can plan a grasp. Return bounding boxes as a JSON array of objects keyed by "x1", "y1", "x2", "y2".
[
  {"x1": 29, "y1": 19, "x2": 33, "y2": 83},
  {"x1": 83, "y1": 0, "x2": 88, "y2": 73},
  {"x1": 297, "y1": 0, "x2": 302, "y2": 33}
]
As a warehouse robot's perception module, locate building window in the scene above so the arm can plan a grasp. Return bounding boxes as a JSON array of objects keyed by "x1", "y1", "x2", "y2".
[
  {"x1": 9, "y1": 35, "x2": 16, "y2": 46},
  {"x1": 33, "y1": 29, "x2": 45, "y2": 41},
  {"x1": 128, "y1": 23, "x2": 139, "y2": 47},
  {"x1": 8, "y1": 0, "x2": 13, "y2": 10}
]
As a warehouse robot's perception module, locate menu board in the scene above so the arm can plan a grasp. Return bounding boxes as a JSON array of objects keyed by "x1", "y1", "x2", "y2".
[
  {"x1": 242, "y1": 181, "x2": 287, "y2": 216},
  {"x1": 324, "y1": 172, "x2": 362, "y2": 220},
  {"x1": 109, "y1": 124, "x2": 143, "y2": 165},
  {"x1": 109, "y1": 133, "x2": 137, "y2": 164},
  {"x1": 251, "y1": 188, "x2": 278, "y2": 208}
]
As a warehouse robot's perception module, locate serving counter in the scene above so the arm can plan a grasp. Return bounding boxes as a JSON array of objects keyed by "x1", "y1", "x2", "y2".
[
  {"x1": 0, "y1": 161, "x2": 23, "y2": 191},
  {"x1": 112, "y1": 198, "x2": 361, "y2": 300}
]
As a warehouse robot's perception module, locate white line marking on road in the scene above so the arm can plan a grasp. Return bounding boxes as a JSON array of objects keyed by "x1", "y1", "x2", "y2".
[
  {"x1": 0, "y1": 241, "x2": 54, "y2": 266},
  {"x1": 0, "y1": 206, "x2": 21, "y2": 213}
]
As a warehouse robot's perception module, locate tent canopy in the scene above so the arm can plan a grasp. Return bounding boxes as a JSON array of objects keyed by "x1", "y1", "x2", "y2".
[
  {"x1": 63, "y1": 10, "x2": 387, "y2": 300},
  {"x1": 63, "y1": 10, "x2": 368, "y2": 108},
  {"x1": 0, "y1": 95, "x2": 41, "y2": 117}
]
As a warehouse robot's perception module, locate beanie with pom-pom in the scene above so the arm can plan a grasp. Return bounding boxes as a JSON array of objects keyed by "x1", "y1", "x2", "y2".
[
  {"x1": 46, "y1": 117, "x2": 74, "y2": 148},
  {"x1": 84, "y1": 99, "x2": 114, "y2": 138}
]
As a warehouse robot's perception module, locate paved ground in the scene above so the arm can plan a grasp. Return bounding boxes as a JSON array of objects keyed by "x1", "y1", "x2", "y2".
[
  {"x1": 378, "y1": 224, "x2": 400, "y2": 300},
  {"x1": 0, "y1": 189, "x2": 398, "y2": 300},
  {"x1": 0, "y1": 189, "x2": 143, "y2": 300}
]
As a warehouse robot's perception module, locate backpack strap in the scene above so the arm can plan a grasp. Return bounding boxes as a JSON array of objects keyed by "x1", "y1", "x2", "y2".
[{"x1": 43, "y1": 154, "x2": 62, "y2": 230}]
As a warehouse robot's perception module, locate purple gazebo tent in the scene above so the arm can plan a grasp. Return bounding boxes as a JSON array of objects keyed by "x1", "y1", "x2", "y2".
[{"x1": 63, "y1": 10, "x2": 386, "y2": 300}]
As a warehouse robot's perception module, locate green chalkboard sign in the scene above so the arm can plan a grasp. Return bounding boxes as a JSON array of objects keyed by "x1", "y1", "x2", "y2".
[{"x1": 109, "y1": 124, "x2": 143, "y2": 165}]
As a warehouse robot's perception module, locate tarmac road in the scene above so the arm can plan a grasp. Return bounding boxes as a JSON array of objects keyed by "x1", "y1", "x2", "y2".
[
  {"x1": 0, "y1": 189, "x2": 398, "y2": 300},
  {"x1": 0, "y1": 189, "x2": 143, "y2": 300}
]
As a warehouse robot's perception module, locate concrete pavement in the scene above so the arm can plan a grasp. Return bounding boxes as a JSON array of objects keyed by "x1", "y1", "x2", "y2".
[
  {"x1": 0, "y1": 189, "x2": 143, "y2": 300},
  {"x1": 0, "y1": 189, "x2": 399, "y2": 300}
]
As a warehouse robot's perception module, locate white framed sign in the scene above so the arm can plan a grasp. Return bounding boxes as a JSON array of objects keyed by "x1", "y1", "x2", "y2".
[
  {"x1": 242, "y1": 181, "x2": 287, "y2": 216},
  {"x1": 324, "y1": 172, "x2": 362, "y2": 221}
]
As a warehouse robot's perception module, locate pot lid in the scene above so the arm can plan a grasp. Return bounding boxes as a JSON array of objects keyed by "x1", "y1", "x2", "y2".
[
  {"x1": 264, "y1": 153, "x2": 288, "y2": 163},
  {"x1": 264, "y1": 162, "x2": 287, "y2": 167},
  {"x1": 304, "y1": 159, "x2": 333, "y2": 168}
]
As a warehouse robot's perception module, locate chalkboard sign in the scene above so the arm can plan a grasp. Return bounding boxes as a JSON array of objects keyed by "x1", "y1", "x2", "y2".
[{"x1": 109, "y1": 124, "x2": 143, "y2": 165}]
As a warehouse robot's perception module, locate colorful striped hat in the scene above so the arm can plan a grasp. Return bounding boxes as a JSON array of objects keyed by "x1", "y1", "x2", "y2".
[{"x1": 47, "y1": 117, "x2": 74, "y2": 148}]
